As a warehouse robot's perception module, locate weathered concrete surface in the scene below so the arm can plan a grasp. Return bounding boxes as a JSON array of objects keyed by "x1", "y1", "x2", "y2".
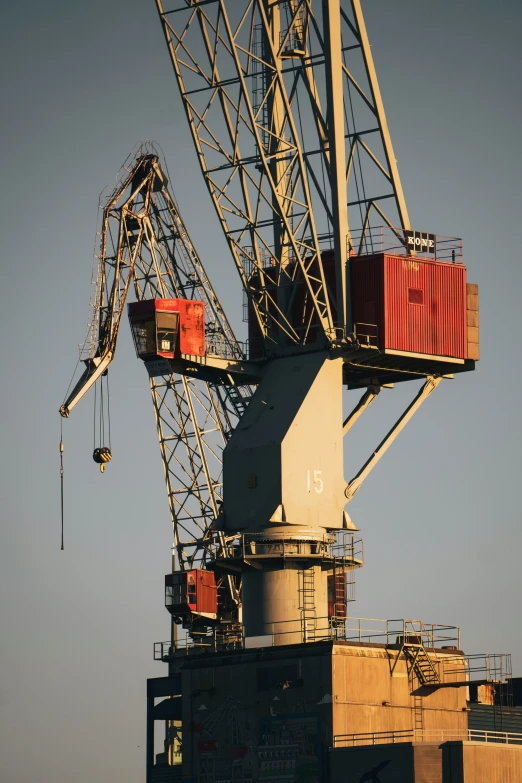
[
  {"x1": 442, "y1": 741, "x2": 522, "y2": 783},
  {"x1": 332, "y1": 644, "x2": 468, "y2": 738},
  {"x1": 179, "y1": 641, "x2": 468, "y2": 781},
  {"x1": 330, "y1": 741, "x2": 522, "y2": 782}
]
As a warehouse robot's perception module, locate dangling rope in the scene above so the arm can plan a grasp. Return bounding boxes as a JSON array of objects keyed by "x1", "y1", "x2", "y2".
[{"x1": 59, "y1": 418, "x2": 64, "y2": 551}]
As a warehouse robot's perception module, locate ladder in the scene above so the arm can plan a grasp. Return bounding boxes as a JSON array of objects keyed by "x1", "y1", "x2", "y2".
[
  {"x1": 299, "y1": 569, "x2": 316, "y2": 642},
  {"x1": 225, "y1": 384, "x2": 251, "y2": 422},
  {"x1": 413, "y1": 694, "x2": 424, "y2": 733}
]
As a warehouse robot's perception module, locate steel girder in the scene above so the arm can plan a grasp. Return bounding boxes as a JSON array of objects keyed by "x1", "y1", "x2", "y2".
[
  {"x1": 62, "y1": 144, "x2": 252, "y2": 573},
  {"x1": 155, "y1": 0, "x2": 411, "y2": 351}
]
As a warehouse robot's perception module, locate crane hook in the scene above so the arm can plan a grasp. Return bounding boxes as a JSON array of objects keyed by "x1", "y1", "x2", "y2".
[{"x1": 93, "y1": 446, "x2": 112, "y2": 472}]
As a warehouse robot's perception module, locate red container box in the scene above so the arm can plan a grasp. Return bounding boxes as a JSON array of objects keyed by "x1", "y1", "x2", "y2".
[
  {"x1": 165, "y1": 569, "x2": 217, "y2": 619},
  {"x1": 128, "y1": 298, "x2": 205, "y2": 359},
  {"x1": 350, "y1": 254, "x2": 467, "y2": 359}
]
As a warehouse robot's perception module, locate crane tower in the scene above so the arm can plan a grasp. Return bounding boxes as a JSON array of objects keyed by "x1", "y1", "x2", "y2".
[{"x1": 155, "y1": 0, "x2": 477, "y2": 645}]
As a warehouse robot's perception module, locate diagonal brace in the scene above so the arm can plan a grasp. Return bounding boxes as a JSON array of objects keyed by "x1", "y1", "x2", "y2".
[
  {"x1": 343, "y1": 384, "x2": 383, "y2": 436},
  {"x1": 344, "y1": 376, "x2": 442, "y2": 501}
]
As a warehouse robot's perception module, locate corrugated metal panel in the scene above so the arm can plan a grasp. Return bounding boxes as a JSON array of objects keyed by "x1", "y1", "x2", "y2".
[
  {"x1": 383, "y1": 255, "x2": 466, "y2": 358},
  {"x1": 468, "y1": 704, "x2": 522, "y2": 734},
  {"x1": 350, "y1": 254, "x2": 468, "y2": 359}
]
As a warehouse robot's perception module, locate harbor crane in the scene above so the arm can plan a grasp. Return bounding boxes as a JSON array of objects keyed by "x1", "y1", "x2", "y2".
[
  {"x1": 59, "y1": 2, "x2": 486, "y2": 778},
  {"x1": 154, "y1": 0, "x2": 478, "y2": 642}
]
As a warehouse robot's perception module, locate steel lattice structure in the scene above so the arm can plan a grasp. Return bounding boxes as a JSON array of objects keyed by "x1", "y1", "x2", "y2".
[
  {"x1": 155, "y1": 0, "x2": 411, "y2": 353},
  {"x1": 61, "y1": 145, "x2": 252, "y2": 578}
]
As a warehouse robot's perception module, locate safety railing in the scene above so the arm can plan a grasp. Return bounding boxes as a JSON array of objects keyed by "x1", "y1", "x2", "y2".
[
  {"x1": 348, "y1": 225, "x2": 463, "y2": 264},
  {"x1": 333, "y1": 728, "x2": 522, "y2": 748},
  {"x1": 444, "y1": 653, "x2": 512, "y2": 684},
  {"x1": 354, "y1": 322, "x2": 378, "y2": 348},
  {"x1": 154, "y1": 615, "x2": 459, "y2": 659},
  {"x1": 154, "y1": 631, "x2": 243, "y2": 660},
  {"x1": 206, "y1": 531, "x2": 364, "y2": 567},
  {"x1": 205, "y1": 333, "x2": 248, "y2": 361},
  {"x1": 342, "y1": 617, "x2": 461, "y2": 650}
]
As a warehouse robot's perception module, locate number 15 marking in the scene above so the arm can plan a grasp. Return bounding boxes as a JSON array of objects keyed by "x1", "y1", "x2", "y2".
[{"x1": 307, "y1": 469, "x2": 323, "y2": 494}]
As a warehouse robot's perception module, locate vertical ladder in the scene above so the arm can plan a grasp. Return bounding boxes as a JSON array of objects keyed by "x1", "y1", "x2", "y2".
[
  {"x1": 413, "y1": 694, "x2": 424, "y2": 737},
  {"x1": 300, "y1": 569, "x2": 316, "y2": 642}
]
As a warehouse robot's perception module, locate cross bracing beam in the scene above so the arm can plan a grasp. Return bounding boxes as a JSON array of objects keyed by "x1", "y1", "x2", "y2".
[
  {"x1": 60, "y1": 144, "x2": 252, "y2": 577},
  {"x1": 155, "y1": 0, "x2": 410, "y2": 351}
]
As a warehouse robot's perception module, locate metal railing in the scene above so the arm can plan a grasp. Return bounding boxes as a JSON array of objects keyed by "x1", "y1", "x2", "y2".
[
  {"x1": 205, "y1": 333, "x2": 247, "y2": 361},
  {"x1": 333, "y1": 728, "x2": 522, "y2": 748},
  {"x1": 354, "y1": 322, "x2": 378, "y2": 348},
  {"x1": 206, "y1": 531, "x2": 364, "y2": 567},
  {"x1": 342, "y1": 618, "x2": 461, "y2": 650},
  {"x1": 154, "y1": 631, "x2": 243, "y2": 660},
  {"x1": 444, "y1": 653, "x2": 512, "y2": 684},
  {"x1": 154, "y1": 615, "x2": 459, "y2": 659},
  {"x1": 348, "y1": 225, "x2": 463, "y2": 264}
]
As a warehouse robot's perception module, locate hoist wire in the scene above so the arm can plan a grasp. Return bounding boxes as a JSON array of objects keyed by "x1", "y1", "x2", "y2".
[
  {"x1": 61, "y1": 356, "x2": 81, "y2": 407},
  {"x1": 93, "y1": 380, "x2": 97, "y2": 449},
  {"x1": 106, "y1": 372, "x2": 112, "y2": 449},
  {"x1": 93, "y1": 373, "x2": 111, "y2": 450},
  {"x1": 59, "y1": 418, "x2": 64, "y2": 551},
  {"x1": 100, "y1": 378, "x2": 105, "y2": 446}
]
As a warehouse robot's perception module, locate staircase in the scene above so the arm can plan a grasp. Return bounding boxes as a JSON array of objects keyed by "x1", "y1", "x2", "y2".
[
  {"x1": 224, "y1": 384, "x2": 251, "y2": 426},
  {"x1": 403, "y1": 642, "x2": 441, "y2": 686}
]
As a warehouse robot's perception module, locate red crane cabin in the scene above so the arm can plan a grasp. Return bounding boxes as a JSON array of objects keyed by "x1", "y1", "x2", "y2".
[
  {"x1": 165, "y1": 570, "x2": 217, "y2": 621},
  {"x1": 128, "y1": 298, "x2": 205, "y2": 361}
]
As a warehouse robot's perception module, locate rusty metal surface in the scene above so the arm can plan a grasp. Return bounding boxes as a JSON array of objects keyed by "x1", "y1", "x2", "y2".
[{"x1": 350, "y1": 253, "x2": 467, "y2": 358}]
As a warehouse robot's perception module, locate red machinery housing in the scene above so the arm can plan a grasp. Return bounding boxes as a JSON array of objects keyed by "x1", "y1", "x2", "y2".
[
  {"x1": 350, "y1": 253, "x2": 468, "y2": 359},
  {"x1": 165, "y1": 570, "x2": 217, "y2": 620},
  {"x1": 128, "y1": 298, "x2": 205, "y2": 360},
  {"x1": 247, "y1": 250, "x2": 472, "y2": 362}
]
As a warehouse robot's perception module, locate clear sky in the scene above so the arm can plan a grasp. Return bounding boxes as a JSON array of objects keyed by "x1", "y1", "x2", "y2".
[{"x1": 1, "y1": 1, "x2": 521, "y2": 781}]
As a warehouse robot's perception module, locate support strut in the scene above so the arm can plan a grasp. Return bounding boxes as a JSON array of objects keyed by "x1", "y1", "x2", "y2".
[{"x1": 345, "y1": 376, "x2": 442, "y2": 501}]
